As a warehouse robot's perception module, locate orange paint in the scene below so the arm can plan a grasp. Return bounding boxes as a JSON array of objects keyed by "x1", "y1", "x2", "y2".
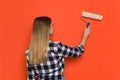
[{"x1": 0, "y1": 0, "x2": 120, "y2": 80}]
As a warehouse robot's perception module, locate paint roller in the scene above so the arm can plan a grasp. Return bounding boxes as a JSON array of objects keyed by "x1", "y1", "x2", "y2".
[{"x1": 81, "y1": 11, "x2": 103, "y2": 28}]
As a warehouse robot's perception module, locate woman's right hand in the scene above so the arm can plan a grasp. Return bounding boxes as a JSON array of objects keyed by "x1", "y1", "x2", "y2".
[
  {"x1": 80, "y1": 25, "x2": 91, "y2": 47},
  {"x1": 83, "y1": 26, "x2": 91, "y2": 38}
]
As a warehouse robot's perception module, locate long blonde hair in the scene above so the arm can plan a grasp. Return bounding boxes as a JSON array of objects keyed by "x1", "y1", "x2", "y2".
[{"x1": 29, "y1": 16, "x2": 51, "y2": 64}]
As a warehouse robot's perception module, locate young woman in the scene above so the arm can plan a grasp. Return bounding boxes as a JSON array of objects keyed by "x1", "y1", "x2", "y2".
[{"x1": 25, "y1": 16, "x2": 90, "y2": 80}]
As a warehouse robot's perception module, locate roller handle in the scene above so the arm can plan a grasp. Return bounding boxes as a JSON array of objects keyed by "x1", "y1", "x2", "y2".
[{"x1": 86, "y1": 22, "x2": 90, "y2": 28}]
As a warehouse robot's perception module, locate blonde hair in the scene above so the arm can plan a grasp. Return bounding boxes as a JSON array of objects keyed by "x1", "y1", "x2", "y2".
[{"x1": 29, "y1": 16, "x2": 51, "y2": 64}]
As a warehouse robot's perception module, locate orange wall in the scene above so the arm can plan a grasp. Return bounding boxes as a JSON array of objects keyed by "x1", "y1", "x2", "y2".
[{"x1": 0, "y1": 0, "x2": 120, "y2": 80}]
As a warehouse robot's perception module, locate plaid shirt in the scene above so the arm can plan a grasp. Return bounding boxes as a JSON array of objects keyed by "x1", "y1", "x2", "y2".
[{"x1": 25, "y1": 40, "x2": 84, "y2": 80}]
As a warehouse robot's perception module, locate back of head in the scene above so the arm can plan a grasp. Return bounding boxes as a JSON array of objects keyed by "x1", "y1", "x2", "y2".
[{"x1": 29, "y1": 16, "x2": 51, "y2": 64}]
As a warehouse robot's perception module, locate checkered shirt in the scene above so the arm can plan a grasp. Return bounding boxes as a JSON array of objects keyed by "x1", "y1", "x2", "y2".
[{"x1": 25, "y1": 40, "x2": 84, "y2": 80}]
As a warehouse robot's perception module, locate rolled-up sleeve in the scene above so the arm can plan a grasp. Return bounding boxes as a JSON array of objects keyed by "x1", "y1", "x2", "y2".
[{"x1": 57, "y1": 42, "x2": 84, "y2": 57}]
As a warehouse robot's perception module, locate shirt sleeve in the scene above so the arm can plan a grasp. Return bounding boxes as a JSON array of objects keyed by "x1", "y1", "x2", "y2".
[
  {"x1": 25, "y1": 49, "x2": 36, "y2": 80},
  {"x1": 57, "y1": 41, "x2": 84, "y2": 57},
  {"x1": 25, "y1": 49, "x2": 29, "y2": 62}
]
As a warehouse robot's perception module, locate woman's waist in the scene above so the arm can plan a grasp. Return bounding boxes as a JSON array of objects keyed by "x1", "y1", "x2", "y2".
[{"x1": 38, "y1": 72, "x2": 63, "y2": 80}]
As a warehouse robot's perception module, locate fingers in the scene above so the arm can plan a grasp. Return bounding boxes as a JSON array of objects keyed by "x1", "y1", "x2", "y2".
[{"x1": 88, "y1": 25, "x2": 90, "y2": 28}]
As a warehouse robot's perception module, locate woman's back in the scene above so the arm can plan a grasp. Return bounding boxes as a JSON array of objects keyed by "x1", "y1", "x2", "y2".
[{"x1": 25, "y1": 40, "x2": 84, "y2": 80}]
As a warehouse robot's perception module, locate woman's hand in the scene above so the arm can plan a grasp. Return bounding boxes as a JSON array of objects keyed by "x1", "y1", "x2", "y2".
[
  {"x1": 80, "y1": 25, "x2": 91, "y2": 47},
  {"x1": 83, "y1": 26, "x2": 91, "y2": 38}
]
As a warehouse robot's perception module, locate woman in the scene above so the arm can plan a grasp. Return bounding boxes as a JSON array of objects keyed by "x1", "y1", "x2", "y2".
[{"x1": 25, "y1": 16, "x2": 90, "y2": 80}]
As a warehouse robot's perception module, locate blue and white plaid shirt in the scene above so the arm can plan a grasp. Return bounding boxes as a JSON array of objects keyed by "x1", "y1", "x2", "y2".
[{"x1": 25, "y1": 40, "x2": 84, "y2": 80}]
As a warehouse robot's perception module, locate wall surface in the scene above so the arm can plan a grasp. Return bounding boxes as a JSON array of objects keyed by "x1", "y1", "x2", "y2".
[{"x1": 0, "y1": 0, "x2": 120, "y2": 80}]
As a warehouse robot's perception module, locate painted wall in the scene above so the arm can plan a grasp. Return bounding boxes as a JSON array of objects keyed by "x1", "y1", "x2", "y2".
[{"x1": 0, "y1": 0, "x2": 120, "y2": 80}]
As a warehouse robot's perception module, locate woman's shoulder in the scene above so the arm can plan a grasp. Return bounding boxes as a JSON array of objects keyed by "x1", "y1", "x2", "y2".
[
  {"x1": 24, "y1": 40, "x2": 61, "y2": 54},
  {"x1": 49, "y1": 39, "x2": 60, "y2": 43},
  {"x1": 49, "y1": 40, "x2": 61, "y2": 47}
]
